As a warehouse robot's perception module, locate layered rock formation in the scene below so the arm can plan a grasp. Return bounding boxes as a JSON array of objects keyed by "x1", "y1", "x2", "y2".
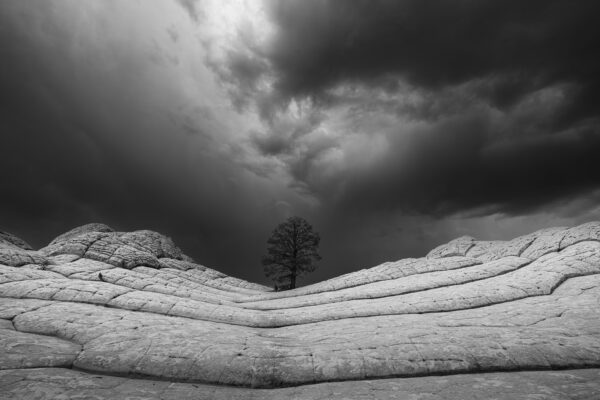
[{"x1": 2, "y1": 222, "x2": 600, "y2": 399}]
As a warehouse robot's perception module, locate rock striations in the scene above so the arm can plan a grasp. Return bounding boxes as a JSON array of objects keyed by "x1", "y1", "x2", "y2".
[{"x1": 2, "y1": 222, "x2": 600, "y2": 399}]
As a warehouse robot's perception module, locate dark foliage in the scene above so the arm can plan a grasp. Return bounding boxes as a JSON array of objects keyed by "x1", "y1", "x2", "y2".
[{"x1": 262, "y1": 216, "x2": 321, "y2": 290}]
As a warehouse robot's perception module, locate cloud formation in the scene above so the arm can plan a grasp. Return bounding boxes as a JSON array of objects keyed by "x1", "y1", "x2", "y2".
[
  {"x1": 214, "y1": 0, "x2": 600, "y2": 218},
  {"x1": 2, "y1": 0, "x2": 600, "y2": 284},
  {"x1": 266, "y1": 1, "x2": 600, "y2": 111}
]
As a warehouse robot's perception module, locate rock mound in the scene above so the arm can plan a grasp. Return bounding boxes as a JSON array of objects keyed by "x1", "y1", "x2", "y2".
[
  {"x1": 0, "y1": 230, "x2": 47, "y2": 268},
  {"x1": 2, "y1": 222, "x2": 600, "y2": 398},
  {"x1": 0, "y1": 230, "x2": 33, "y2": 250},
  {"x1": 46, "y1": 223, "x2": 115, "y2": 246}
]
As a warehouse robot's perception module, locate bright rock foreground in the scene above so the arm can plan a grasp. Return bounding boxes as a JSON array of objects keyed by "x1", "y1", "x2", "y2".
[{"x1": 1, "y1": 223, "x2": 600, "y2": 399}]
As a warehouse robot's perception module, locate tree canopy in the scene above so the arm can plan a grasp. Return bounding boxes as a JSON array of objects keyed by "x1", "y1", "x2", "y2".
[{"x1": 262, "y1": 216, "x2": 321, "y2": 290}]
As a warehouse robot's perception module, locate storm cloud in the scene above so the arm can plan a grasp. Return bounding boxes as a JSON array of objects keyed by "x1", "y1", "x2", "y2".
[
  {"x1": 266, "y1": 1, "x2": 600, "y2": 111},
  {"x1": 232, "y1": 0, "x2": 600, "y2": 217},
  {"x1": 1, "y1": 0, "x2": 600, "y2": 285}
]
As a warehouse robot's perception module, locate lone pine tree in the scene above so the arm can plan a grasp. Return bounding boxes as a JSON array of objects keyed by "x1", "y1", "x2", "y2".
[{"x1": 262, "y1": 216, "x2": 321, "y2": 290}]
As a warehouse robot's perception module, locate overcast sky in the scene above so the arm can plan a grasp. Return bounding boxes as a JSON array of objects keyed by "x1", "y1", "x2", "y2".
[{"x1": 2, "y1": 0, "x2": 600, "y2": 285}]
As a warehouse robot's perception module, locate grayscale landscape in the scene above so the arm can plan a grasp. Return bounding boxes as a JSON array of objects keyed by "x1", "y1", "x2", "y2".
[
  {"x1": 2, "y1": 222, "x2": 600, "y2": 398},
  {"x1": 1, "y1": 1, "x2": 600, "y2": 398}
]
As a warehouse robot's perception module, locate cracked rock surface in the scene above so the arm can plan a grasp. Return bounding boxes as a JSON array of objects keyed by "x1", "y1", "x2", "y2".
[
  {"x1": 2, "y1": 368, "x2": 599, "y2": 400},
  {"x1": 1, "y1": 222, "x2": 600, "y2": 398}
]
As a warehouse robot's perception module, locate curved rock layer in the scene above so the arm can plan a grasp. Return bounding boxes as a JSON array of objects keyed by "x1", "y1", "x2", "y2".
[
  {"x1": 1, "y1": 222, "x2": 600, "y2": 394},
  {"x1": 2, "y1": 368, "x2": 599, "y2": 400}
]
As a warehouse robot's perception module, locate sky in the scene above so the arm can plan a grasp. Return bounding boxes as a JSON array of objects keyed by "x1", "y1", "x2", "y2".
[{"x1": 1, "y1": 0, "x2": 600, "y2": 286}]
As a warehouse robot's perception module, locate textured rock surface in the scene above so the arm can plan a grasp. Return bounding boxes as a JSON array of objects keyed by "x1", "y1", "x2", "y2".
[
  {"x1": 2, "y1": 368, "x2": 600, "y2": 400},
  {"x1": 0, "y1": 230, "x2": 47, "y2": 268},
  {"x1": 0, "y1": 231, "x2": 33, "y2": 250},
  {"x1": 1, "y1": 222, "x2": 600, "y2": 397}
]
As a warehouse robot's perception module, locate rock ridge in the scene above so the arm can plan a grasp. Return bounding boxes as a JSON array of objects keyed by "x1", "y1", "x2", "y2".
[{"x1": 1, "y1": 221, "x2": 600, "y2": 395}]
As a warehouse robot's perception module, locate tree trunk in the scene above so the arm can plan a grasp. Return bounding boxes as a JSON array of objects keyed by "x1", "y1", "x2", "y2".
[
  {"x1": 290, "y1": 269, "x2": 296, "y2": 289},
  {"x1": 291, "y1": 222, "x2": 297, "y2": 290}
]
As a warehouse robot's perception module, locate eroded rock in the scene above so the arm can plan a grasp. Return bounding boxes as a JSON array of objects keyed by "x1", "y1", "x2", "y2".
[
  {"x1": 2, "y1": 368, "x2": 600, "y2": 400},
  {"x1": 0, "y1": 329, "x2": 80, "y2": 369},
  {"x1": 1, "y1": 221, "x2": 600, "y2": 395},
  {"x1": 0, "y1": 230, "x2": 33, "y2": 250},
  {"x1": 0, "y1": 231, "x2": 48, "y2": 267}
]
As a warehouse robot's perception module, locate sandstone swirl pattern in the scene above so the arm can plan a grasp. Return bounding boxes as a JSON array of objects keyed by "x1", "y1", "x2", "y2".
[{"x1": 1, "y1": 222, "x2": 600, "y2": 398}]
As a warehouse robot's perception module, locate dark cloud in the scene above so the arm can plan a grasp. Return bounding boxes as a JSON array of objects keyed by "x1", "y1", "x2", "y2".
[
  {"x1": 0, "y1": 1, "x2": 302, "y2": 285},
  {"x1": 176, "y1": 0, "x2": 202, "y2": 22},
  {"x1": 250, "y1": 106, "x2": 325, "y2": 156},
  {"x1": 213, "y1": 50, "x2": 270, "y2": 112},
  {"x1": 226, "y1": 0, "x2": 600, "y2": 219},
  {"x1": 329, "y1": 109, "x2": 600, "y2": 217},
  {"x1": 266, "y1": 1, "x2": 600, "y2": 113},
  {"x1": 3, "y1": 1, "x2": 600, "y2": 287}
]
